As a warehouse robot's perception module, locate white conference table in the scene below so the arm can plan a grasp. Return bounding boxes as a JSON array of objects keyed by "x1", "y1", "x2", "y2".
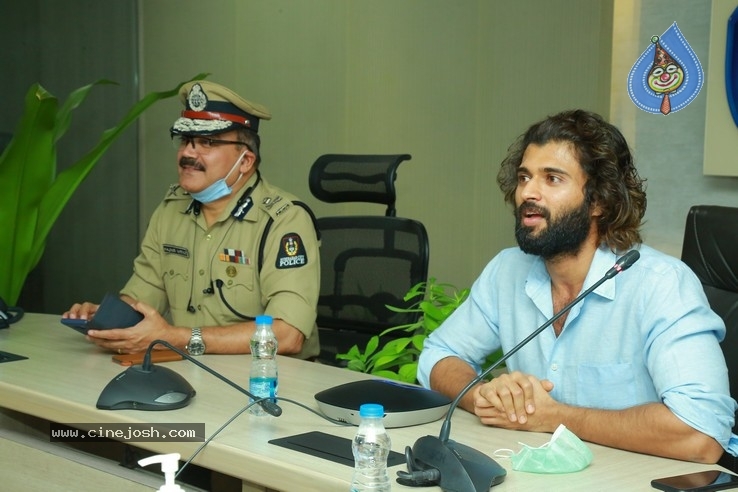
[{"x1": 0, "y1": 314, "x2": 730, "y2": 491}]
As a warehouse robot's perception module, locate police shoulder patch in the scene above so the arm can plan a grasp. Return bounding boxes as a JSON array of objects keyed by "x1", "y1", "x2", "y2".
[{"x1": 276, "y1": 233, "x2": 308, "y2": 269}]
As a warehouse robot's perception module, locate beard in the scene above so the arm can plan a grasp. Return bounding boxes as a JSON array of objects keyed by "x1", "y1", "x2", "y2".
[{"x1": 515, "y1": 199, "x2": 592, "y2": 259}]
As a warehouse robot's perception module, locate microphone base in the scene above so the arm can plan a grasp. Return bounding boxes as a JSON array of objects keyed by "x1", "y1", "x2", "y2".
[
  {"x1": 408, "y1": 435, "x2": 506, "y2": 492},
  {"x1": 96, "y1": 364, "x2": 196, "y2": 411}
]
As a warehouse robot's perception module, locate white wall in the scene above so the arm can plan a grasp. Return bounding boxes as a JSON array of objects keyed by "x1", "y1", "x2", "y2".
[{"x1": 138, "y1": 0, "x2": 613, "y2": 290}]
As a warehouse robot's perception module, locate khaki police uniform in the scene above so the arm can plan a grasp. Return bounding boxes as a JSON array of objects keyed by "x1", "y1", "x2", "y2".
[{"x1": 120, "y1": 172, "x2": 320, "y2": 359}]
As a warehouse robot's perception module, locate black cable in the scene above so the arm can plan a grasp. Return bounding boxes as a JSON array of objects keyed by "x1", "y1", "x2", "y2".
[
  {"x1": 175, "y1": 400, "x2": 257, "y2": 479},
  {"x1": 275, "y1": 396, "x2": 354, "y2": 426},
  {"x1": 214, "y1": 279, "x2": 255, "y2": 320},
  {"x1": 173, "y1": 395, "x2": 353, "y2": 479}
]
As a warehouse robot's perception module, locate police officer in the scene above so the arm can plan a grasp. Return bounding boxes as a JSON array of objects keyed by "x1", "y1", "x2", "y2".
[{"x1": 64, "y1": 81, "x2": 321, "y2": 359}]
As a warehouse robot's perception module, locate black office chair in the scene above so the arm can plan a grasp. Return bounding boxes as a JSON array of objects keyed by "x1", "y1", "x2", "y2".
[
  {"x1": 309, "y1": 154, "x2": 430, "y2": 364},
  {"x1": 680, "y1": 205, "x2": 738, "y2": 471}
]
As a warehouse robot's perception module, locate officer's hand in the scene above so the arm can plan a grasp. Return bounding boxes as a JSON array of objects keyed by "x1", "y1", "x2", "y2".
[
  {"x1": 63, "y1": 302, "x2": 99, "y2": 320},
  {"x1": 86, "y1": 300, "x2": 173, "y2": 354}
]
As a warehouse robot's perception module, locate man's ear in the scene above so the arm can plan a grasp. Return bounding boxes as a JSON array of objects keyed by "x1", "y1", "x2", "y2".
[
  {"x1": 238, "y1": 150, "x2": 256, "y2": 173},
  {"x1": 590, "y1": 200, "x2": 603, "y2": 218}
]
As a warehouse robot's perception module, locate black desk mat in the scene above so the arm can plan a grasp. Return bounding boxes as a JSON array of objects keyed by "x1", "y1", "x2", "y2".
[{"x1": 269, "y1": 431, "x2": 405, "y2": 467}]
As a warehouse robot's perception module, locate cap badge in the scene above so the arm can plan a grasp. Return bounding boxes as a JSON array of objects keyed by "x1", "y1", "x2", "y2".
[{"x1": 187, "y1": 83, "x2": 208, "y2": 112}]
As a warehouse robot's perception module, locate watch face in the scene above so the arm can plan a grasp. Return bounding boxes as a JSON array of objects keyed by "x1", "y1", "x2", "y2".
[{"x1": 187, "y1": 338, "x2": 205, "y2": 356}]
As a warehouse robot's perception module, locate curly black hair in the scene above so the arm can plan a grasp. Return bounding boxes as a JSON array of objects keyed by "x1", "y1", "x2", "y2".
[{"x1": 497, "y1": 109, "x2": 647, "y2": 252}]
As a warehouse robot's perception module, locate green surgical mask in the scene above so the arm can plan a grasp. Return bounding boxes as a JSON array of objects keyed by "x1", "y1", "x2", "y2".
[{"x1": 499, "y1": 424, "x2": 593, "y2": 474}]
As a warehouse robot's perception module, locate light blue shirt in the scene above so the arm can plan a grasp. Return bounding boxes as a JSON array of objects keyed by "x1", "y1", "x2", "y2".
[{"x1": 419, "y1": 245, "x2": 738, "y2": 455}]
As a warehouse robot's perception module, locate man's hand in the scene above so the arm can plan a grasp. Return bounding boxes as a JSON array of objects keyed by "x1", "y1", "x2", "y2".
[
  {"x1": 85, "y1": 300, "x2": 181, "y2": 354},
  {"x1": 63, "y1": 301, "x2": 99, "y2": 321},
  {"x1": 473, "y1": 371, "x2": 555, "y2": 431}
]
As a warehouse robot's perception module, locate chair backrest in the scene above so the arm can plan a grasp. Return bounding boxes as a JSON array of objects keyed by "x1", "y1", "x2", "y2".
[
  {"x1": 309, "y1": 154, "x2": 411, "y2": 216},
  {"x1": 680, "y1": 205, "x2": 738, "y2": 434},
  {"x1": 316, "y1": 215, "x2": 429, "y2": 334},
  {"x1": 309, "y1": 154, "x2": 429, "y2": 360}
]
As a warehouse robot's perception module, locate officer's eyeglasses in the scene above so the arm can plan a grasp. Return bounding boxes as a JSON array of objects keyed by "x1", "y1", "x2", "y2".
[{"x1": 172, "y1": 135, "x2": 250, "y2": 154}]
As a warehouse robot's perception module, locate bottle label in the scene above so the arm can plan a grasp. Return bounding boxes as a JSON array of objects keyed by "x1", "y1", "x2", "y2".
[{"x1": 249, "y1": 377, "x2": 277, "y2": 400}]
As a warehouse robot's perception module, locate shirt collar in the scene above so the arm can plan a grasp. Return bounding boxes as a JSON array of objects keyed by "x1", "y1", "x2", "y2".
[{"x1": 525, "y1": 246, "x2": 619, "y2": 302}]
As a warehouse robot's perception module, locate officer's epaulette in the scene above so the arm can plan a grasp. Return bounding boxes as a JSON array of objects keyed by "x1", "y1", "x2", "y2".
[
  {"x1": 258, "y1": 194, "x2": 294, "y2": 221},
  {"x1": 163, "y1": 184, "x2": 192, "y2": 201}
]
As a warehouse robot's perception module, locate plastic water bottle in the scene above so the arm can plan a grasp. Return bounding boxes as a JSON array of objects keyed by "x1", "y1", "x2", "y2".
[
  {"x1": 249, "y1": 315, "x2": 278, "y2": 416},
  {"x1": 351, "y1": 403, "x2": 391, "y2": 492}
]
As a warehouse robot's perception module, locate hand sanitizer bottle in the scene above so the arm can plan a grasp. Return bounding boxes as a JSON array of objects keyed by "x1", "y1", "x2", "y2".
[{"x1": 138, "y1": 453, "x2": 186, "y2": 491}]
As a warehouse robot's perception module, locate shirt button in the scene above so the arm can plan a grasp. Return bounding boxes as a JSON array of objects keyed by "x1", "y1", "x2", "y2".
[
  {"x1": 198, "y1": 269, "x2": 205, "y2": 276},
  {"x1": 551, "y1": 363, "x2": 559, "y2": 371},
  {"x1": 205, "y1": 234, "x2": 212, "y2": 241}
]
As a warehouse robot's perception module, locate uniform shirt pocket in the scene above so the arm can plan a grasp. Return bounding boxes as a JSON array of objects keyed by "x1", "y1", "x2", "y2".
[
  {"x1": 161, "y1": 254, "x2": 191, "y2": 311},
  {"x1": 212, "y1": 261, "x2": 255, "y2": 295}
]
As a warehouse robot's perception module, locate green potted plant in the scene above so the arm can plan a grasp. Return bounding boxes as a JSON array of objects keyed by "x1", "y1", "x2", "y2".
[
  {"x1": 336, "y1": 278, "x2": 503, "y2": 384},
  {"x1": 0, "y1": 74, "x2": 207, "y2": 306}
]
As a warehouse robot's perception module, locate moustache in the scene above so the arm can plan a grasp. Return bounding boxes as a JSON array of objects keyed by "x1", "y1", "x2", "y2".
[
  {"x1": 179, "y1": 156, "x2": 205, "y2": 171},
  {"x1": 517, "y1": 202, "x2": 549, "y2": 220}
]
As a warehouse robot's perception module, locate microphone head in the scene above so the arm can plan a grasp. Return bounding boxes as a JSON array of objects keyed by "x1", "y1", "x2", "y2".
[
  {"x1": 606, "y1": 249, "x2": 641, "y2": 279},
  {"x1": 617, "y1": 249, "x2": 640, "y2": 271}
]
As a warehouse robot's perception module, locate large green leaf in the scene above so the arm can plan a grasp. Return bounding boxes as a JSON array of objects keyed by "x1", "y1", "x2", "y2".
[{"x1": 0, "y1": 74, "x2": 208, "y2": 305}]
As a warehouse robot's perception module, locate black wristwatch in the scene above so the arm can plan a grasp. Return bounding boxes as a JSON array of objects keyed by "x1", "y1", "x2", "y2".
[{"x1": 186, "y1": 327, "x2": 206, "y2": 356}]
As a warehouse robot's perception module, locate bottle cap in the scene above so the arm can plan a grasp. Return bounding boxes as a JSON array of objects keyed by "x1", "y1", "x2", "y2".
[
  {"x1": 255, "y1": 314, "x2": 273, "y2": 325},
  {"x1": 359, "y1": 403, "x2": 384, "y2": 418}
]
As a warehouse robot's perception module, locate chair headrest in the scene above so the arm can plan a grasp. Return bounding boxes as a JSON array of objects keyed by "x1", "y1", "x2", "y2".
[{"x1": 308, "y1": 154, "x2": 411, "y2": 216}]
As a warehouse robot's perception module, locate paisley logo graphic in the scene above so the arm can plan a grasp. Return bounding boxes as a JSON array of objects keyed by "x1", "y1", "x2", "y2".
[{"x1": 627, "y1": 23, "x2": 703, "y2": 115}]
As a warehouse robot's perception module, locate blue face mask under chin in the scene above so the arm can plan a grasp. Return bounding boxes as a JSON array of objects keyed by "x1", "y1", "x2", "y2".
[{"x1": 190, "y1": 151, "x2": 246, "y2": 204}]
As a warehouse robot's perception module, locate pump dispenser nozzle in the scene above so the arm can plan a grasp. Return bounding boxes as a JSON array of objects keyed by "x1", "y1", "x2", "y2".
[{"x1": 138, "y1": 453, "x2": 185, "y2": 492}]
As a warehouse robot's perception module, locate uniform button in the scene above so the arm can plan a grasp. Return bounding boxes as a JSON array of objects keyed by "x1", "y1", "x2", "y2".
[
  {"x1": 227, "y1": 279, "x2": 233, "y2": 286},
  {"x1": 551, "y1": 363, "x2": 559, "y2": 371},
  {"x1": 205, "y1": 234, "x2": 212, "y2": 241},
  {"x1": 169, "y1": 269, "x2": 174, "y2": 275},
  {"x1": 198, "y1": 269, "x2": 205, "y2": 276},
  {"x1": 197, "y1": 305, "x2": 201, "y2": 311}
]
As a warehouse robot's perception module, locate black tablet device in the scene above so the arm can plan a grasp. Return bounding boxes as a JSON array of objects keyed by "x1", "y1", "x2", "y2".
[{"x1": 60, "y1": 293, "x2": 143, "y2": 334}]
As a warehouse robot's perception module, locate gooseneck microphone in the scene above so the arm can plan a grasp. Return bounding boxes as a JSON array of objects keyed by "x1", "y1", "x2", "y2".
[
  {"x1": 438, "y1": 249, "x2": 639, "y2": 442},
  {"x1": 403, "y1": 250, "x2": 640, "y2": 492}
]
